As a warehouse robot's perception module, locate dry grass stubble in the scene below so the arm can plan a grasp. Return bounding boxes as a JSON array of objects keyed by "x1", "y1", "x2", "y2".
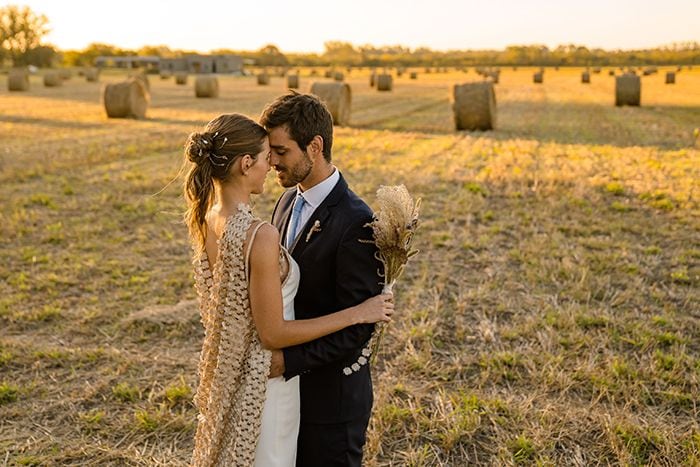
[{"x1": 0, "y1": 68, "x2": 698, "y2": 465}]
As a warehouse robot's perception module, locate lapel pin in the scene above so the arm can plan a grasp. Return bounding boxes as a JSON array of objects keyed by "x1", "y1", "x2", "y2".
[{"x1": 305, "y1": 220, "x2": 322, "y2": 242}]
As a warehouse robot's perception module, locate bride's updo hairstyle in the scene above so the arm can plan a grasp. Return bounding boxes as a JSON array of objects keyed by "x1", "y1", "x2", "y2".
[{"x1": 183, "y1": 113, "x2": 267, "y2": 251}]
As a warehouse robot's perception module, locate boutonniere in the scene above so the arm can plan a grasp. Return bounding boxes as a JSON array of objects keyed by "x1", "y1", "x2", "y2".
[{"x1": 305, "y1": 220, "x2": 322, "y2": 242}]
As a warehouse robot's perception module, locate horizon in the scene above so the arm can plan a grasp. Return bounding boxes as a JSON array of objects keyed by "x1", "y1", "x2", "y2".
[
  {"x1": 8, "y1": 0, "x2": 700, "y2": 54},
  {"x1": 50, "y1": 39, "x2": 700, "y2": 56}
]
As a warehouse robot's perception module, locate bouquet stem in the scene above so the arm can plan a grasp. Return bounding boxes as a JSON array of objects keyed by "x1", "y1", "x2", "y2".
[{"x1": 369, "y1": 281, "x2": 395, "y2": 363}]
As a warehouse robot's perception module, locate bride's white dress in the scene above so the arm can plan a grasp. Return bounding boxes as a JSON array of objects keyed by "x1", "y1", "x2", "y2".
[{"x1": 253, "y1": 247, "x2": 301, "y2": 466}]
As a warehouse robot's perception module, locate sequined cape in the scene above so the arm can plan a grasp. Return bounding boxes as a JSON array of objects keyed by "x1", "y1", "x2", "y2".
[{"x1": 190, "y1": 205, "x2": 272, "y2": 467}]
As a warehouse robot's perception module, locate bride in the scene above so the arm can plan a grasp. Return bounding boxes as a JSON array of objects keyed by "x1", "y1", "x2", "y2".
[{"x1": 182, "y1": 113, "x2": 393, "y2": 466}]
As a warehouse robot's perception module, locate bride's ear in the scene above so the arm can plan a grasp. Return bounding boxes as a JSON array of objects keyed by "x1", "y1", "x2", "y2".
[{"x1": 239, "y1": 155, "x2": 252, "y2": 175}]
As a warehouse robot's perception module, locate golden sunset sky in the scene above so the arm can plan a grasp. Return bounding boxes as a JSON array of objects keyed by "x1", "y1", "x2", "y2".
[{"x1": 8, "y1": 0, "x2": 700, "y2": 52}]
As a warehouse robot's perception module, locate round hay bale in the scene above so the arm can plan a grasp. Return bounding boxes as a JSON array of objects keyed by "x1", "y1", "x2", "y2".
[
  {"x1": 160, "y1": 70, "x2": 172, "y2": 80},
  {"x1": 533, "y1": 72, "x2": 543, "y2": 84},
  {"x1": 43, "y1": 71, "x2": 62, "y2": 87},
  {"x1": 486, "y1": 70, "x2": 500, "y2": 84},
  {"x1": 58, "y1": 69, "x2": 72, "y2": 81},
  {"x1": 410, "y1": 72, "x2": 417, "y2": 79},
  {"x1": 376, "y1": 74, "x2": 393, "y2": 91},
  {"x1": 581, "y1": 71, "x2": 590, "y2": 83},
  {"x1": 665, "y1": 72, "x2": 675, "y2": 84},
  {"x1": 287, "y1": 74, "x2": 300, "y2": 89},
  {"x1": 129, "y1": 72, "x2": 150, "y2": 92},
  {"x1": 333, "y1": 72, "x2": 344, "y2": 82},
  {"x1": 195, "y1": 76, "x2": 219, "y2": 98},
  {"x1": 175, "y1": 73, "x2": 188, "y2": 85},
  {"x1": 615, "y1": 74, "x2": 641, "y2": 106},
  {"x1": 102, "y1": 78, "x2": 149, "y2": 119},
  {"x1": 85, "y1": 68, "x2": 100, "y2": 82},
  {"x1": 310, "y1": 82, "x2": 351, "y2": 126},
  {"x1": 8, "y1": 68, "x2": 30, "y2": 91},
  {"x1": 608, "y1": 70, "x2": 615, "y2": 76},
  {"x1": 324, "y1": 69, "x2": 333, "y2": 78},
  {"x1": 452, "y1": 81, "x2": 496, "y2": 131},
  {"x1": 369, "y1": 72, "x2": 376, "y2": 87},
  {"x1": 593, "y1": 67, "x2": 602, "y2": 74},
  {"x1": 257, "y1": 73, "x2": 270, "y2": 85}
]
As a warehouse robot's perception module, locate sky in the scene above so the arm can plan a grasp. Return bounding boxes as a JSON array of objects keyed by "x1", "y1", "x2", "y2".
[{"x1": 5, "y1": 0, "x2": 700, "y2": 53}]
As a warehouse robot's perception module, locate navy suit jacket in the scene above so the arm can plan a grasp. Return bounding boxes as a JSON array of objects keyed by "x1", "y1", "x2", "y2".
[{"x1": 272, "y1": 172, "x2": 382, "y2": 424}]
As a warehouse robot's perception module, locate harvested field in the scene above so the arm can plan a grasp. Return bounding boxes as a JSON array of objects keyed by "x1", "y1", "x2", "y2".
[{"x1": 1, "y1": 66, "x2": 699, "y2": 466}]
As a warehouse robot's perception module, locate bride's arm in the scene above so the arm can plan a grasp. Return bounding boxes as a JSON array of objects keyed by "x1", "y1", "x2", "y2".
[{"x1": 248, "y1": 224, "x2": 393, "y2": 350}]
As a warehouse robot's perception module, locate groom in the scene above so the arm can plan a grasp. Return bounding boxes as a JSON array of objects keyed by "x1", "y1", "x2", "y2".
[{"x1": 261, "y1": 92, "x2": 382, "y2": 466}]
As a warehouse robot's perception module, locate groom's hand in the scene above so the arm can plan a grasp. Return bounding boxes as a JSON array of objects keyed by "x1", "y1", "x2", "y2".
[{"x1": 269, "y1": 350, "x2": 285, "y2": 378}]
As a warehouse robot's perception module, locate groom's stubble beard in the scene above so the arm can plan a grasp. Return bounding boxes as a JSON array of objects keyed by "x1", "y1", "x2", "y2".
[{"x1": 276, "y1": 149, "x2": 313, "y2": 188}]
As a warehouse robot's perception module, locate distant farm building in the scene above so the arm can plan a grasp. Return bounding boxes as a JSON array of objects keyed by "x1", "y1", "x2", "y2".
[
  {"x1": 94, "y1": 56, "x2": 160, "y2": 71},
  {"x1": 160, "y1": 55, "x2": 244, "y2": 74},
  {"x1": 93, "y1": 55, "x2": 244, "y2": 74}
]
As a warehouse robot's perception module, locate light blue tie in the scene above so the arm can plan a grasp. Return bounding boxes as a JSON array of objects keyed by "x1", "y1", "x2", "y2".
[{"x1": 286, "y1": 194, "x2": 306, "y2": 248}]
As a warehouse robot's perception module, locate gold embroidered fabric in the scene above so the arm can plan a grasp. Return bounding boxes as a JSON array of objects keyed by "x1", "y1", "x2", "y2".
[{"x1": 190, "y1": 204, "x2": 272, "y2": 467}]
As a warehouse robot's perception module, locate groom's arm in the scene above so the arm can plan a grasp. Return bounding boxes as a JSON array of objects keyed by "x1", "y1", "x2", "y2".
[{"x1": 282, "y1": 214, "x2": 381, "y2": 380}]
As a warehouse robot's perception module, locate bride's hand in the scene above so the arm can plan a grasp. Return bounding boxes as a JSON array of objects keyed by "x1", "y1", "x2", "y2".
[{"x1": 354, "y1": 293, "x2": 394, "y2": 324}]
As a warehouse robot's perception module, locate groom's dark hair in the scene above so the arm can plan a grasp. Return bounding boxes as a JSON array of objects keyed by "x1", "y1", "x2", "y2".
[{"x1": 260, "y1": 91, "x2": 333, "y2": 162}]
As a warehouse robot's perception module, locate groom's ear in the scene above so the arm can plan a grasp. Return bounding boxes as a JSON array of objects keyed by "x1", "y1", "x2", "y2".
[{"x1": 308, "y1": 135, "x2": 324, "y2": 159}]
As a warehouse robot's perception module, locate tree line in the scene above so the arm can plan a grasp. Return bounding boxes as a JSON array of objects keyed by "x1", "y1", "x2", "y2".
[{"x1": 2, "y1": 6, "x2": 698, "y2": 68}]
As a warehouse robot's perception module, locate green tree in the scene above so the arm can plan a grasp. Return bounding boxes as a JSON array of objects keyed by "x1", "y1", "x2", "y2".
[
  {"x1": 23, "y1": 44, "x2": 57, "y2": 67},
  {"x1": 256, "y1": 44, "x2": 287, "y2": 66},
  {"x1": 137, "y1": 45, "x2": 176, "y2": 58},
  {"x1": 68, "y1": 42, "x2": 131, "y2": 66},
  {"x1": 323, "y1": 41, "x2": 362, "y2": 66},
  {"x1": 0, "y1": 5, "x2": 50, "y2": 66}
]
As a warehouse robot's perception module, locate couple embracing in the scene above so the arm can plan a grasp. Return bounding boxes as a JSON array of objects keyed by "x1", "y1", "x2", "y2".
[{"x1": 183, "y1": 92, "x2": 392, "y2": 466}]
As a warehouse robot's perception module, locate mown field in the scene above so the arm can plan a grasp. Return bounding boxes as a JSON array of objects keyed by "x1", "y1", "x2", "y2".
[{"x1": 1, "y1": 66, "x2": 699, "y2": 466}]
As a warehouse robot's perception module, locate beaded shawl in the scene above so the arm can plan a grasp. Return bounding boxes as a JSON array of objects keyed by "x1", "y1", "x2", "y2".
[{"x1": 190, "y1": 204, "x2": 272, "y2": 467}]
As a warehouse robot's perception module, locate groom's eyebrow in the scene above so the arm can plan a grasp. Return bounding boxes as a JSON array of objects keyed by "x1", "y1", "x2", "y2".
[{"x1": 270, "y1": 144, "x2": 288, "y2": 150}]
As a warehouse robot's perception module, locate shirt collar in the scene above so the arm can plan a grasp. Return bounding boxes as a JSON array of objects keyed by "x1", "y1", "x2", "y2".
[{"x1": 296, "y1": 167, "x2": 339, "y2": 209}]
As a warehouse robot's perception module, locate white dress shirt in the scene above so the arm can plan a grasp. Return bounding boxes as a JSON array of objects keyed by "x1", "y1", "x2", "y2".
[{"x1": 285, "y1": 167, "x2": 339, "y2": 247}]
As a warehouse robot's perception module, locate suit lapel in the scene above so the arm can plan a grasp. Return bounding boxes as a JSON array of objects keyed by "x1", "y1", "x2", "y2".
[
  {"x1": 273, "y1": 189, "x2": 296, "y2": 240},
  {"x1": 289, "y1": 206, "x2": 331, "y2": 256},
  {"x1": 290, "y1": 174, "x2": 348, "y2": 257}
]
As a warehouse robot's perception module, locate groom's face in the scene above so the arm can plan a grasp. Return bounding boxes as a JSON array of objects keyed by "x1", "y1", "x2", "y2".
[{"x1": 268, "y1": 126, "x2": 313, "y2": 188}]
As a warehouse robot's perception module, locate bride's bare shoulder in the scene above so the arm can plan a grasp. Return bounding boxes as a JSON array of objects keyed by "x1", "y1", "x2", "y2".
[
  {"x1": 250, "y1": 222, "x2": 280, "y2": 246},
  {"x1": 248, "y1": 223, "x2": 281, "y2": 271}
]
